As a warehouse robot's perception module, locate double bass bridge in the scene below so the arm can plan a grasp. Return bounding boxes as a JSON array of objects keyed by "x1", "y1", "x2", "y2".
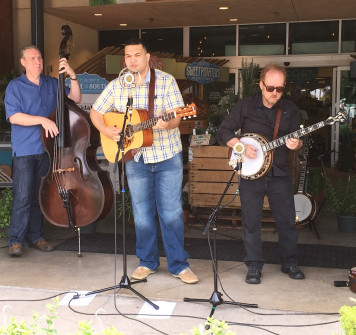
[{"x1": 54, "y1": 167, "x2": 75, "y2": 173}]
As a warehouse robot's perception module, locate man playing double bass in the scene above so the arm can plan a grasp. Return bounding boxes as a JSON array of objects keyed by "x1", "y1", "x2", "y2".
[{"x1": 5, "y1": 45, "x2": 81, "y2": 257}]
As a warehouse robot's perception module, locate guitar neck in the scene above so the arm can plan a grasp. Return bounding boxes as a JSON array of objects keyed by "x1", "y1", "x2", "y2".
[
  {"x1": 132, "y1": 111, "x2": 176, "y2": 133},
  {"x1": 263, "y1": 120, "x2": 326, "y2": 152}
]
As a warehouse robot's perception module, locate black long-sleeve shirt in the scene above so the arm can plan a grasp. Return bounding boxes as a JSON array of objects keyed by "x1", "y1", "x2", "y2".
[{"x1": 218, "y1": 93, "x2": 301, "y2": 176}]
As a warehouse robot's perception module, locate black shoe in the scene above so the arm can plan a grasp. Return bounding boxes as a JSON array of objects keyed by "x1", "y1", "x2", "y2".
[
  {"x1": 245, "y1": 269, "x2": 262, "y2": 284},
  {"x1": 281, "y1": 265, "x2": 305, "y2": 279}
]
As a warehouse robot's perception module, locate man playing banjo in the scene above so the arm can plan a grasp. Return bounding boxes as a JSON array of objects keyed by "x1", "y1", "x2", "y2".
[{"x1": 218, "y1": 63, "x2": 305, "y2": 284}]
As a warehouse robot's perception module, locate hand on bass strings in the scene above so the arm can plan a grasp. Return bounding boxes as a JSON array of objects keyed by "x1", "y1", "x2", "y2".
[{"x1": 41, "y1": 117, "x2": 59, "y2": 138}]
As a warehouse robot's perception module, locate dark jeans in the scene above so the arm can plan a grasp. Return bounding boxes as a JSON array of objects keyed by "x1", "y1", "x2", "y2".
[
  {"x1": 8, "y1": 153, "x2": 49, "y2": 246},
  {"x1": 239, "y1": 175, "x2": 298, "y2": 271}
]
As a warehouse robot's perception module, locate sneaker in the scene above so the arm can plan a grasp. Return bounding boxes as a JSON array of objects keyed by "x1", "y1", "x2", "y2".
[
  {"x1": 29, "y1": 238, "x2": 54, "y2": 252},
  {"x1": 8, "y1": 243, "x2": 23, "y2": 257},
  {"x1": 131, "y1": 266, "x2": 156, "y2": 280},
  {"x1": 173, "y1": 268, "x2": 199, "y2": 284},
  {"x1": 281, "y1": 265, "x2": 305, "y2": 280},
  {"x1": 245, "y1": 268, "x2": 262, "y2": 284}
]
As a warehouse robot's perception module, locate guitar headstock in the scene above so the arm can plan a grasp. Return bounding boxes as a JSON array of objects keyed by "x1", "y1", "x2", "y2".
[
  {"x1": 176, "y1": 103, "x2": 197, "y2": 119},
  {"x1": 325, "y1": 110, "x2": 348, "y2": 125}
]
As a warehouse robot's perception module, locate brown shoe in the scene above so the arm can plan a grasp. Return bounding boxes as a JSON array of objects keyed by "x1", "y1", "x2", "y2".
[
  {"x1": 9, "y1": 243, "x2": 23, "y2": 257},
  {"x1": 173, "y1": 268, "x2": 199, "y2": 284},
  {"x1": 131, "y1": 266, "x2": 156, "y2": 280},
  {"x1": 29, "y1": 238, "x2": 54, "y2": 252}
]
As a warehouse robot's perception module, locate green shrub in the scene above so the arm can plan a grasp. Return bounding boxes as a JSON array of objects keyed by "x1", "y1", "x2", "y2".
[
  {"x1": 0, "y1": 188, "x2": 12, "y2": 239},
  {"x1": 339, "y1": 305, "x2": 356, "y2": 335}
]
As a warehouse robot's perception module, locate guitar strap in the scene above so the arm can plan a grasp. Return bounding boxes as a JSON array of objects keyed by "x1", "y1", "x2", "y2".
[
  {"x1": 148, "y1": 67, "x2": 156, "y2": 118},
  {"x1": 273, "y1": 101, "x2": 283, "y2": 140}
]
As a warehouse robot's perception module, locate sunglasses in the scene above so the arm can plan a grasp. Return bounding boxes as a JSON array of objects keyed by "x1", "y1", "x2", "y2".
[{"x1": 263, "y1": 81, "x2": 285, "y2": 93}]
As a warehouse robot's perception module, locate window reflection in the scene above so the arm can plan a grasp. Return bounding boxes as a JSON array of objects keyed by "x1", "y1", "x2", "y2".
[
  {"x1": 341, "y1": 19, "x2": 356, "y2": 53},
  {"x1": 239, "y1": 23, "x2": 286, "y2": 56},
  {"x1": 289, "y1": 21, "x2": 339, "y2": 54},
  {"x1": 190, "y1": 26, "x2": 236, "y2": 57}
]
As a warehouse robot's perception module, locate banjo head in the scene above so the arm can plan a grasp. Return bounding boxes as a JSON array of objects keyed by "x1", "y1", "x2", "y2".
[{"x1": 239, "y1": 133, "x2": 272, "y2": 180}]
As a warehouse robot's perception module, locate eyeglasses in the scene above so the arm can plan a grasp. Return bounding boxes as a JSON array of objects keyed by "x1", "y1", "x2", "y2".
[{"x1": 262, "y1": 81, "x2": 285, "y2": 93}]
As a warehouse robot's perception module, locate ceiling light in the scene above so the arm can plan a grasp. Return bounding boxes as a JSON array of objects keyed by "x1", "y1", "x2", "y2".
[
  {"x1": 219, "y1": 6, "x2": 229, "y2": 10},
  {"x1": 120, "y1": 23, "x2": 128, "y2": 27},
  {"x1": 230, "y1": 18, "x2": 238, "y2": 22},
  {"x1": 94, "y1": 13, "x2": 103, "y2": 16}
]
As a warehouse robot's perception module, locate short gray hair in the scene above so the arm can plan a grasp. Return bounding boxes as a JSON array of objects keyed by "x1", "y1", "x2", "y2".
[{"x1": 20, "y1": 45, "x2": 41, "y2": 59}]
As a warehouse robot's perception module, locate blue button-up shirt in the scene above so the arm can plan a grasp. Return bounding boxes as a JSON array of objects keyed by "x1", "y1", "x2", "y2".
[{"x1": 5, "y1": 73, "x2": 60, "y2": 157}]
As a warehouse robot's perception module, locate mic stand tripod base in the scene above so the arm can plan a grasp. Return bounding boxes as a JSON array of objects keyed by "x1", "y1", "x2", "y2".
[{"x1": 85, "y1": 275, "x2": 159, "y2": 310}]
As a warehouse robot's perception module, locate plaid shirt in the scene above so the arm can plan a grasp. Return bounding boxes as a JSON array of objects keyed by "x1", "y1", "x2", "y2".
[{"x1": 93, "y1": 69, "x2": 184, "y2": 163}]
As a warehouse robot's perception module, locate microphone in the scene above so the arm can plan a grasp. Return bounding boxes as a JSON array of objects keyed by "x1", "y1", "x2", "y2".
[
  {"x1": 233, "y1": 142, "x2": 245, "y2": 155},
  {"x1": 123, "y1": 72, "x2": 135, "y2": 85}
]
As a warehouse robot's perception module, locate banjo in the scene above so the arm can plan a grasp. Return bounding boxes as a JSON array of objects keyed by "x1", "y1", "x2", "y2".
[
  {"x1": 229, "y1": 111, "x2": 347, "y2": 180},
  {"x1": 293, "y1": 138, "x2": 317, "y2": 225}
]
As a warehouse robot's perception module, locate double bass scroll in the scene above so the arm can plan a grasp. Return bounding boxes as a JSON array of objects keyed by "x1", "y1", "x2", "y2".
[{"x1": 39, "y1": 25, "x2": 114, "y2": 230}]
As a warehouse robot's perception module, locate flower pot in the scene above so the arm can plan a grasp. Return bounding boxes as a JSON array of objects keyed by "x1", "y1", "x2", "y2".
[{"x1": 337, "y1": 215, "x2": 356, "y2": 233}]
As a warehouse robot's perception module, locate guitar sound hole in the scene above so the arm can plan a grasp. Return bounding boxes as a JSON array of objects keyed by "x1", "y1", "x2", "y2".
[{"x1": 126, "y1": 126, "x2": 134, "y2": 139}]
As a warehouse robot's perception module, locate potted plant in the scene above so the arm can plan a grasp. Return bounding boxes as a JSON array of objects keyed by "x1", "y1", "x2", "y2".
[
  {"x1": 206, "y1": 92, "x2": 238, "y2": 137},
  {"x1": 239, "y1": 58, "x2": 260, "y2": 99},
  {"x1": 325, "y1": 174, "x2": 356, "y2": 233}
]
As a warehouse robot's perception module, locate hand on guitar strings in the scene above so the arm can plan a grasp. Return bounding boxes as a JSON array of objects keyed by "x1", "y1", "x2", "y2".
[{"x1": 102, "y1": 125, "x2": 122, "y2": 142}]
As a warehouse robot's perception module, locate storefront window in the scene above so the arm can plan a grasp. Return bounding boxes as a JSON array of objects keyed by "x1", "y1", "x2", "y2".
[
  {"x1": 190, "y1": 26, "x2": 236, "y2": 57},
  {"x1": 341, "y1": 19, "x2": 356, "y2": 53},
  {"x1": 239, "y1": 23, "x2": 286, "y2": 56},
  {"x1": 99, "y1": 30, "x2": 139, "y2": 49},
  {"x1": 289, "y1": 21, "x2": 339, "y2": 54},
  {"x1": 141, "y1": 28, "x2": 183, "y2": 54}
]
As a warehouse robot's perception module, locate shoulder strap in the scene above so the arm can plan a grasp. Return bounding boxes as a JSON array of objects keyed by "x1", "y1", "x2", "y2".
[
  {"x1": 273, "y1": 101, "x2": 283, "y2": 140},
  {"x1": 148, "y1": 67, "x2": 156, "y2": 118}
]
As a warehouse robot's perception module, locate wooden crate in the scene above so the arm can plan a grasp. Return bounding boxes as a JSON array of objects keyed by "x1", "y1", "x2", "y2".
[
  {"x1": 188, "y1": 145, "x2": 270, "y2": 210},
  {"x1": 188, "y1": 146, "x2": 274, "y2": 228}
]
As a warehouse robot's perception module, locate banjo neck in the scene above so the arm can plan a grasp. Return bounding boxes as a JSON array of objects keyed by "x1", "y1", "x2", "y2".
[
  {"x1": 262, "y1": 121, "x2": 325, "y2": 153},
  {"x1": 261, "y1": 110, "x2": 347, "y2": 154}
]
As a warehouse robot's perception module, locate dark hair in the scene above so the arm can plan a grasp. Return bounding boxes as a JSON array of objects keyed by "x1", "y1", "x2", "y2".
[
  {"x1": 260, "y1": 63, "x2": 287, "y2": 83},
  {"x1": 124, "y1": 37, "x2": 150, "y2": 53}
]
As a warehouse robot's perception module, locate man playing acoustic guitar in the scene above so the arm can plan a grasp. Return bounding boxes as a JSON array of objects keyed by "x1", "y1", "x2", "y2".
[
  {"x1": 90, "y1": 38, "x2": 198, "y2": 284},
  {"x1": 218, "y1": 64, "x2": 305, "y2": 284}
]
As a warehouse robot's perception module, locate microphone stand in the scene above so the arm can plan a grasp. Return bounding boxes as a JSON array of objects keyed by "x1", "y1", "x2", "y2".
[
  {"x1": 85, "y1": 91, "x2": 159, "y2": 310},
  {"x1": 184, "y1": 154, "x2": 257, "y2": 326}
]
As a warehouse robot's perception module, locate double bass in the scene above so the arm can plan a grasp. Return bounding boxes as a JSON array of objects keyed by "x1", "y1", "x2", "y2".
[{"x1": 39, "y1": 25, "x2": 114, "y2": 230}]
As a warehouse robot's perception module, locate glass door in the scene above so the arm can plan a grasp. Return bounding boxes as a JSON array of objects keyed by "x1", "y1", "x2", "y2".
[{"x1": 333, "y1": 66, "x2": 356, "y2": 167}]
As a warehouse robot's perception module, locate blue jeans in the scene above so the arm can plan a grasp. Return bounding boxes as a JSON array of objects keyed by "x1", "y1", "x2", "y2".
[
  {"x1": 8, "y1": 153, "x2": 49, "y2": 246},
  {"x1": 125, "y1": 153, "x2": 189, "y2": 275}
]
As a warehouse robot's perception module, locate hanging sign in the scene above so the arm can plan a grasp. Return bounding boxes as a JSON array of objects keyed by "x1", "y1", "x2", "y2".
[{"x1": 185, "y1": 60, "x2": 221, "y2": 84}]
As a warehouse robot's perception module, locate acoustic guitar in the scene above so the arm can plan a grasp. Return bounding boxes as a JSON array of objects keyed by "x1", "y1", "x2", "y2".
[{"x1": 100, "y1": 103, "x2": 196, "y2": 162}]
